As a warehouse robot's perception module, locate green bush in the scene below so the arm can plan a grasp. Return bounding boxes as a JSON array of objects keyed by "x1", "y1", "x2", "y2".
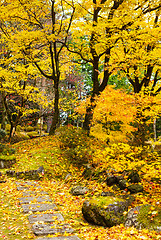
[
  {"x1": 16, "y1": 125, "x2": 23, "y2": 132},
  {"x1": 2, "y1": 147, "x2": 16, "y2": 155},
  {"x1": 25, "y1": 126, "x2": 36, "y2": 132},
  {"x1": 11, "y1": 132, "x2": 30, "y2": 143},
  {"x1": 58, "y1": 126, "x2": 94, "y2": 166},
  {"x1": 0, "y1": 144, "x2": 5, "y2": 153},
  {"x1": 42, "y1": 124, "x2": 47, "y2": 131},
  {"x1": 27, "y1": 131, "x2": 39, "y2": 138},
  {"x1": 0, "y1": 129, "x2": 7, "y2": 140},
  {"x1": 5, "y1": 124, "x2": 11, "y2": 133}
]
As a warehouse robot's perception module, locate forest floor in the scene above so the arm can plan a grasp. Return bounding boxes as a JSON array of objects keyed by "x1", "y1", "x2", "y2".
[{"x1": 0, "y1": 135, "x2": 161, "y2": 240}]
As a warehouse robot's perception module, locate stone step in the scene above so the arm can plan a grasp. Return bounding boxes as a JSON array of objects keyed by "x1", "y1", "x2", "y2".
[
  {"x1": 17, "y1": 185, "x2": 43, "y2": 191},
  {"x1": 36, "y1": 236, "x2": 81, "y2": 240},
  {"x1": 28, "y1": 213, "x2": 64, "y2": 224},
  {"x1": 16, "y1": 181, "x2": 38, "y2": 186},
  {"x1": 32, "y1": 223, "x2": 74, "y2": 235},
  {"x1": 22, "y1": 203, "x2": 57, "y2": 213},
  {"x1": 22, "y1": 191, "x2": 49, "y2": 196},
  {"x1": 19, "y1": 196, "x2": 52, "y2": 204}
]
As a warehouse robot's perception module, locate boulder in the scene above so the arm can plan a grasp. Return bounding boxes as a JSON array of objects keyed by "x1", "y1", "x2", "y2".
[
  {"x1": 82, "y1": 165, "x2": 93, "y2": 179},
  {"x1": 127, "y1": 184, "x2": 143, "y2": 194},
  {"x1": 125, "y1": 205, "x2": 161, "y2": 231},
  {"x1": 82, "y1": 195, "x2": 133, "y2": 227},
  {"x1": 117, "y1": 179, "x2": 127, "y2": 190},
  {"x1": 70, "y1": 186, "x2": 89, "y2": 196},
  {"x1": 106, "y1": 175, "x2": 118, "y2": 186},
  {"x1": 128, "y1": 170, "x2": 141, "y2": 183}
]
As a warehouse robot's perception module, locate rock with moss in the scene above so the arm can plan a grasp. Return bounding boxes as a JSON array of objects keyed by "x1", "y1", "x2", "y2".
[
  {"x1": 70, "y1": 185, "x2": 89, "y2": 196},
  {"x1": 125, "y1": 205, "x2": 161, "y2": 231},
  {"x1": 128, "y1": 170, "x2": 141, "y2": 183},
  {"x1": 82, "y1": 195, "x2": 133, "y2": 227},
  {"x1": 0, "y1": 155, "x2": 16, "y2": 168},
  {"x1": 127, "y1": 184, "x2": 143, "y2": 193}
]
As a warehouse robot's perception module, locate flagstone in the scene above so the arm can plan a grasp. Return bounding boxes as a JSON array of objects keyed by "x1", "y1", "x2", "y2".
[
  {"x1": 22, "y1": 203, "x2": 57, "y2": 213},
  {"x1": 16, "y1": 181, "x2": 38, "y2": 186},
  {"x1": 22, "y1": 191, "x2": 49, "y2": 196},
  {"x1": 17, "y1": 186, "x2": 30, "y2": 190},
  {"x1": 36, "y1": 236, "x2": 81, "y2": 240},
  {"x1": 32, "y1": 223, "x2": 74, "y2": 235},
  {"x1": 28, "y1": 213, "x2": 64, "y2": 224},
  {"x1": 19, "y1": 196, "x2": 52, "y2": 204}
]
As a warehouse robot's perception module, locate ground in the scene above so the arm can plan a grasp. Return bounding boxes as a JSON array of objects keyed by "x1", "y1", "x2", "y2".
[{"x1": 0, "y1": 134, "x2": 161, "y2": 240}]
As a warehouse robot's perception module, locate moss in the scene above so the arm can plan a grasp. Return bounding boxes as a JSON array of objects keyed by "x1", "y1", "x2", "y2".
[
  {"x1": 0, "y1": 154, "x2": 16, "y2": 161},
  {"x1": 27, "y1": 131, "x2": 39, "y2": 138},
  {"x1": 137, "y1": 205, "x2": 161, "y2": 231},
  {"x1": 82, "y1": 196, "x2": 127, "y2": 227},
  {"x1": 90, "y1": 196, "x2": 124, "y2": 208}
]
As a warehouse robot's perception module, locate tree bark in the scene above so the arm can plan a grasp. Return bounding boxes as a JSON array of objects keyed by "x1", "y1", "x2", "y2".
[{"x1": 49, "y1": 80, "x2": 60, "y2": 134}]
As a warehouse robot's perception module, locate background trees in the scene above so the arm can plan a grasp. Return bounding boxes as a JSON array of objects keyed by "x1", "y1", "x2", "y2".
[
  {"x1": 0, "y1": 0, "x2": 161, "y2": 144},
  {"x1": 0, "y1": 0, "x2": 76, "y2": 135},
  {"x1": 67, "y1": 0, "x2": 161, "y2": 134}
]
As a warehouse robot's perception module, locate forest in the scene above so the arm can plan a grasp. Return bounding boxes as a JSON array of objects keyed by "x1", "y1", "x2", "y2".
[{"x1": 0, "y1": 0, "x2": 161, "y2": 239}]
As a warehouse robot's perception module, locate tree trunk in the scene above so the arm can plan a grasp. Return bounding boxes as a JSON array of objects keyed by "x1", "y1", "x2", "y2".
[
  {"x1": 49, "y1": 81, "x2": 59, "y2": 135},
  {"x1": 1, "y1": 97, "x2": 6, "y2": 130},
  {"x1": 133, "y1": 109, "x2": 147, "y2": 146},
  {"x1": 153, "y1": 118, "x2": 157, "y2": 142}
]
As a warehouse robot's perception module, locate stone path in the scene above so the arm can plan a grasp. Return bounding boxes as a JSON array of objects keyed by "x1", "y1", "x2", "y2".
[{"x1": 16, "y1": 181, "x2": 81, "y2": 240}]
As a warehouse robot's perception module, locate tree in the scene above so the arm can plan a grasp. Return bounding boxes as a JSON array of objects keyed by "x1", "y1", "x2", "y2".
[
  {"x1": 110, "y1": 5, "x2": 161, "y2": 144},
  {"x1": 66, "y1": 0, "x2": 161, "y2": 134},
  {"x1": 0, "y1": 0, "x2": 75, "y2": 134}
]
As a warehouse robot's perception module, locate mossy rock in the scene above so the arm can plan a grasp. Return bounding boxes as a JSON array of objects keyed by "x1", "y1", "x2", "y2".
[
  {"x1": 0, "y1": 155, "x2": 16, "y2": 168},
  {"x1": 70, "y1": 185, "x2": 89, "y2": 196},
  {"x1": 82, "y1": 195, "x2": 132, "y2": 227},
  {"x1": 128, "y1": 170, "x2": 141, "y2": 183},
  {"x1": 27, "y1": 131, "x2": 39, "y2": 138},
  {"x1": 127, "y1": 184, "x2": 143, "y2": 193},
  {"x1": 125, "y1": 205, "x2": 161, "y2": 231}
]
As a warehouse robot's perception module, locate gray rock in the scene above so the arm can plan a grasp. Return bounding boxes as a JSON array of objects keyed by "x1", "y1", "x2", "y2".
[
  {"x1": 106, "y1": 175, "x2": 118, "y2": 186},
  {"x1": 82, "y1": 195, "x2": 132, "y2": 227},
  {"x1": 65, "y1": 173, "x2": 72, "y2": 181},
  {"x1": 22, "y1": 203, "x2": 57, "y2": 213},
  {"x1": 101, "y1": 192, "x2": 114, "y2": 197},
  {"x1": 125, "y1": 206, "x2": 142, "y2": 228},
  {"x1": 32, "y1": 223, "x2": 73, "y2": 235},
  {"x1": 125, "y1": 205, "x2": 161, "y2": 231},
  {"x1": 19, "y1": 196, "x2": 52, "y2": 204},
  {"x1": 37, "y1": 166, "x2": 45, "y2": 174},
  {"x1": 15, "y1": 181, "x2": 38, "y2": 186},
  {"x1": 22, "y1": 191, "x2": 49, "y2": 196},
  {"x1": 118, "y1": 179, "x2": 127, "y2": 190},
  {"x1": 28, "y1": 213, "x2": 64, "y2": 224},
  {"x1": 36, "y1": 236, "x2": 81, "y2": 240},
  {"x1": 70, "y1": 185, "x2": 89, "y2": 196},
  {"x1": 127, "y1": 184, "x2": 143, "y2": 193},
  {"x1": 128, "y1": 170, "x2": 141, "y2": 183},
  {"x1": 17, "y1": 186, "x2": 29, "y2": 190}
]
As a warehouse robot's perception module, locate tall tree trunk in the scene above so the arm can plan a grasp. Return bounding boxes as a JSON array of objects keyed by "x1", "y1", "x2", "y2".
[
  {"x1": 49, "y1": 81, "x2": 59, "y2": 135},
  {"x1": 1, "y1": 96, "x2": 6, "y2": 130},
  {"x1": 153, "y1": 118, "x2": 157, "y2": 142},
  {"x1": 133, "y1": 108, "x2": 147, "y2": 146}
]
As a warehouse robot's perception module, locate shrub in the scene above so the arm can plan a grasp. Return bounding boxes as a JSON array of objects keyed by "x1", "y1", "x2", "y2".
[
  {"x1": 2, "y1": 147, "x2": 16, "y2": 155},
  {"x1": 27, "y1": 131, "x2": 39, "y2": 138},
  {"x1": 93, "y1": 142, "x2": 160, "y2": 181},
  {"x1": 11, "y1": 132, "x2": 30, "y2": 143},
  {"x1": 0, "y1": 129, "x2": 7, "y2": 140},
  {"x1": 0, "y1": 144, "x2": 5, "y2": 153},
  {"x1": 58, "y1": 126, "x2": 94, "y2": 166},
  {"x1": 5, "y1": 124, "x2": 11, "y2": 133},
  {"x1": 25, "y1": 126, "x2": 36, "y2": 132}
]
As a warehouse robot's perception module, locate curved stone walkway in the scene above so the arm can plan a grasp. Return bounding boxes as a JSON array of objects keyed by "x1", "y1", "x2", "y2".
[{"x1": 16, "y1": 181, "x2": 81, "y2": 240}]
